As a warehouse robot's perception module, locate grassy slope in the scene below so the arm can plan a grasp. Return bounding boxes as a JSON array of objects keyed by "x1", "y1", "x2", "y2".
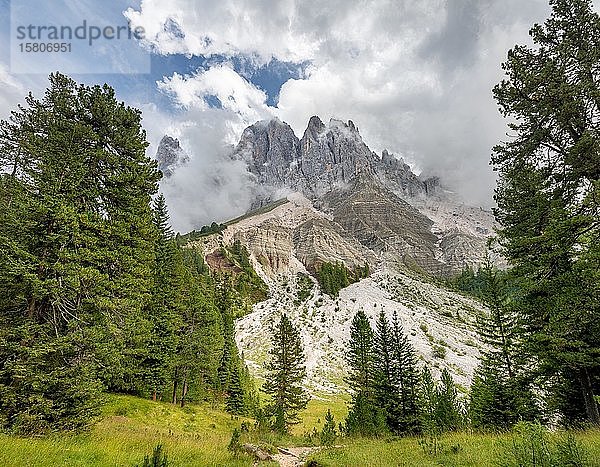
[
  {"x1": 225, "y1": 199, "x2": 289, "y2": 227},
  {"x1": 0, "y1": 395, "x2": 257, "y2": 467},
  {"x1": 2, "y1": 394, "x2": 600, "y2": 466},
  {"x1": 0, "y1": 395, "x2": 346, "y2": 467},
  {"x1": 295, "y1": 396, "x2": 348, "y2": 436},
  {"x1": 309, "y1": 431, "x2": 600, "y2": 467}
]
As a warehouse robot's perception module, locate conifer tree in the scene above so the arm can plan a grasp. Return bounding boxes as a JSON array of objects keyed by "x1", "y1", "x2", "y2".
[
  {"x1": 175, "y1": 251, "x2": 224, "y2": 406},
  {"x1": 345, "y1": 309, "x2": 386, "y2": 436},
  {"x1": 239, "y1": 359, "x2": 260, "y2": 416},
  {"x1": 492, "y1": 0, "x2": 600, "y2": 424},
  {"x1": 0, "y1": 73, "x2": 160, "y2": 432},
  {"x1": 218, "y1": 306, "x2": 237, "y2": 390},
  {"x1": 476, "y1": 259, "x2": 519, "y2": 379},
  {"x1": 469, "y1": 258, "x2": 539, "y2": 430},
  {"x1": 390, "y1": 312, "x2": 421, "y2": 433},
  {"x1": 321, "y1": 409, "x2": 337, "y2": 446},
  {"x1": 143, "y1": 194, "x2": 182, "y2": 401},
  {"x1": 419, "y1": 367, "x2": 439, "y2": 435},
  {"x1": 262, "y1": 314, "x2": 309, "y2": 433},
  {"x1": 419, "y1": 367, "x2": 463, "y2": 434},
  {"x1": 347, "y1": 309, "x2": 375, "y2": 394},
  {"x1": 225, "y1": 366, "x2": 246, "y2": 416},
  {"x1": 373, "y1": 310, "x2": 402, "y2": 432},
  {"x1": 435, "y1": 369, "x2": 463, "y2": 432}
]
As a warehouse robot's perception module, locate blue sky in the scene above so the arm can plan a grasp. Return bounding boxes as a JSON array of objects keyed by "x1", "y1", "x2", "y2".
[
  {"x1": 0, "y1": 0, "x2": 303, "y2": 113},
  {"x1": 2, "y1": 0, "x2": 595, "y2": 231}
]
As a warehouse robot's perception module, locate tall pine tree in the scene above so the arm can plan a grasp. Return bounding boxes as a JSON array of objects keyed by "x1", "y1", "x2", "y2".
[
  {"x1": 262, "y1": 314, "x2": 309, "y2": 433},
  {"x1": 373, "y1": 310, "x2": 401, "y2": 431},
  {"x1": 0, "y1": 73, "x2": 159, "y2": 433},
  {"x1": 142, "y1": 194, "x2": 182, "y2": 401},
  {"x1": 390, "y1": 312, "x2": 421, "y2": 434},
  {"x1": 345, "y1": 309, "x2": 386, "y2": 436},
  {"x1": 469, "y1": 258, "x2": 539, "y2": 430},
  {"x1": 491, "y1": 0, "x2": 600, "y2": 425}
]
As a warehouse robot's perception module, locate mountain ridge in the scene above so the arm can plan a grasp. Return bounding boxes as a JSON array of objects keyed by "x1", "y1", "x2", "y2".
[
  {"x1": 159, "y1": 116, "x2": 497, "y2": 392},
  {"x1": 230, "y1": 116, "x2": 441, "y2": 206}
]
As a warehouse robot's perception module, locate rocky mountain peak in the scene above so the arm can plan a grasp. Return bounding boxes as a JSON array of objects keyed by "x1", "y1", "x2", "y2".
[
  {"x1": 381, "y1": 149, "x2": 394, "y2": 162},
  {"x1": 326, "y1": 118, "x2": 361, "y2": 135},
  {"x1": 304, "y1": 115, "x2": 325, "y2": 135},
  {"x1": 156, "y1": 135, "x2": 189, "y2": 178},
  {"x1": 230, "y1": 116, "x2": 436, "y2": 204},
  {"x1": 234, "y1": 118, "x2": 301, "y2": 195}
]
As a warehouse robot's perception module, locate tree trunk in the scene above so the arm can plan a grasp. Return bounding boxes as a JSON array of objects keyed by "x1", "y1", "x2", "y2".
[
  {"x1": 152, "y1": 390, "x2": 157, "y2": 402},
  {"x1": 579, "y1": 367, "x2": 600, "y2": 426},
  {"x1": 180, "y1": 375, "x2": 188, "y2": 408},
  {"x1": 172, "y1": 368, "x2": 179, "y2": 405}
]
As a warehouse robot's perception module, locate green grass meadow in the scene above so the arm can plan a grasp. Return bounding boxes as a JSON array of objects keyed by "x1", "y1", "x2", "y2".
[
  {"x1": 0, "y1": 395, "x2": 255, "y2": 467},
  {"x1": 308, "y1": 430, "x2": 600, "y2": 467},
  {"x1": 1, "y1": 394, "x2": 600, "y2": 466}
]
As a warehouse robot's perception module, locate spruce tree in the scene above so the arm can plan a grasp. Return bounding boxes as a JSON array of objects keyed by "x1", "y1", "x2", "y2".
[
  {"x1": 419, "y1": 367, "x2": 439, "y2": 435},
  {"x1": 373, "y1": 310, "x2": 402, "y2": 433},
  {"x1": 225, "y1": 366, "x2": 246, "y2": 416},
  {"x1": 321, "y1": 409, "x2": 337, "y2": 446},
  {"x1": 262, "y1": 314, "x2": 309, "y2": 433},
  {"x1": 469, "y1": 258, "x2": 539, "y2": 430},
  {"x1": 435, "y1": 369, "x2": 463, "y2": 432},
  {"x1": 492, "y1": 0, "x2": 600, "y2": 424},
  {"x1": 175, "y1": 250, "x2": 224, "y2": 406},
  {"x1": 345, "y1": 309, "x2": 386, "y2": 436},
  {"x1": 218, "y1": 304, "x2": 237, "y2": 391},
  {"x1": 476, "y1": 258, "x2": 519, "y2": 379},
  {"x1": 142, "y1": 194, "x2": 182, "y2": 401},
  {"x1": 390, "y1": 312, "x2": 421, "y2": 434}
]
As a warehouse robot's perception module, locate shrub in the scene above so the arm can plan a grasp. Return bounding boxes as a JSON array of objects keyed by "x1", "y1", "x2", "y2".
[
  {"x1": 497, "y1": 422, "x2": 590, "y2": 467},
  {"x1": 321, "y1": 409, "x2": 337, "y2": 446},
  {"x1": 137, "y1": 444, "x2": 169, "y2": 467},
  {"x1": 433, "y1": 344, "x2": 447, "y2": 359}
]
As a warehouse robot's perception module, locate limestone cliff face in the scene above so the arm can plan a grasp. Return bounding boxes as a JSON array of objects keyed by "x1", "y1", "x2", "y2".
[
  {"x1": 190, "y1": 194, "x2": 377, "y2": 277},
  {"x1": 292, "y1": 217, "x2": 377, "y2": 273},
  {"x1": 317, "y1": 176, "x2": 436, "y2": 254},
  {"x1": 233, "y1": 222, "x2": 293, "y2": 274},
  {"x1": 234, "y1": 119, "x2": 302, "y2": 191},
  {"x1": 175, "y1": 116, "x2": 499, "y2": 393},
  {"x1": 230, "y1": 116, "x2": 437, "y2": 204},
  {"x1": 298, "y1": 118, "x2": 377, "y2": 196}
]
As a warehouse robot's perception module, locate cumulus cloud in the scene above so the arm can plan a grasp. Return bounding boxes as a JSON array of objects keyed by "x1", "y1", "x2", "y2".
[
  {"x1": 124, "y1": 0, "x2": 320, "y2": 62},
  {"x1": 0, "y1": 65, "x2": 26, "y2": 120},
  {"x1": 148, "y1": 65, "x2": 279, "y2": 231},
  {"x1": 157, "y1": 64, "x2": 273, "y2": 140},
  {"x1": 157, "y1": 107, "x2": 258, "y2": 232},
  {"x1": 129, "y1": 0, "x2": 586, "y2": 216}
]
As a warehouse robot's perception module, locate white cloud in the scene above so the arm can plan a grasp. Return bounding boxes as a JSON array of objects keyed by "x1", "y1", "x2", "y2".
[
  {"x1": 127, "y1": 0, "x2": 575, "y2": 212},
  {"x1": 156, "y1": 107, "x2": 258, "y2": 232},
  {"x1": 0, "y1": 65, "x2": 26, "y2": 120},
  {"x1": 146, "y1": 65, "x2": 279, "y2": 231},
  {"x1": 157, "y1": 64, "x2": 273, "y2": 141},
  {"x1": 124, "y1": 0, "x2": 320, "y2": 63}
]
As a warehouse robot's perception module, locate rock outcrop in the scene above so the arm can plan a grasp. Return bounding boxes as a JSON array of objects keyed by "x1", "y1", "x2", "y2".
[
  {"x1": 230, "y1": 116, "x2": 438, "y2": 204},
  {"x1": 155, "y1": 135, "x2": 189, "y2": 178},
  {"x1": 170, "y1": 115, "x2": 499, "y2": 393}
]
